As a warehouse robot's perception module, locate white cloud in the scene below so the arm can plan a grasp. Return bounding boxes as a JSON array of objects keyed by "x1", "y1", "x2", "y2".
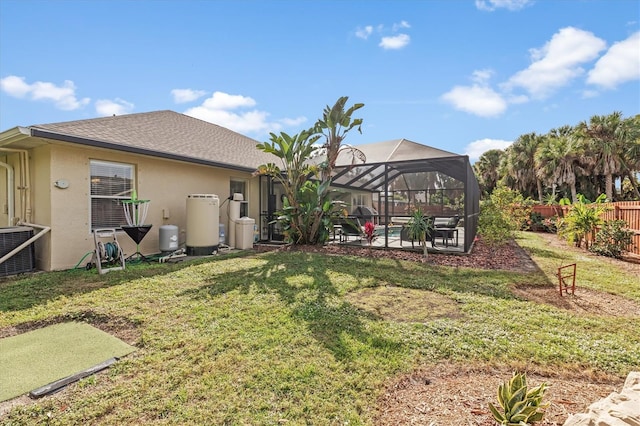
[
  {"x1": 0, "y1": 75, "x2": 90, "y2": 111},
  {"x1": 504, "y1": 27, "x2": 606, "y2": 99},
  {"x1": 355, "y1": 25, "x2": 373, "y2": 40},
  {"x1": 0, "y1": 75, "x2": 31, "y2": 97},
  {"x1": 471, "y1": 69, "x2": 494, "y2": 84},
  {"x1": 184, "y1": 91, "x2": 306, "y2": 135},
  {"x1": 355, "y1": 22, "x2": 411, "y2": 50},
  {"x1": 475, "y1": 0, "x2": 533, "y2": 11},
  {"x1": 581, "y1": 89, "x2": 600, "y2": 99},
  {"x1": 441, "y1": 84, "x2": 507, "y2": 117},
  {"x1": 379, "y1": 34, "x2": 411, "y2": 50},
  {"x1": 587, "y1": 31, "x2": 640, "y2": 89},
  {"x1": 465, "y1": 138, "x2": 513, "y2": 162},
  {"x1": 202, "y1": 91, "x2": 257, "y2": 110},
  {"x1": 95, "y1": 98, "x2": 134, "y2": 116},
  {"x1": 171, "y1": 88, "x2": 208, "y2": 103},
  {"x1": 392, "y1": 21, "x2": 411, "y2": 31},
  {"x1": 278, "y1": 116, "x2": 307, "y2": 127}
]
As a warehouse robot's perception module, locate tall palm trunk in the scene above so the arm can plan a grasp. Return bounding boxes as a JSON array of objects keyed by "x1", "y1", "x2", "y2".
[
  {"x1": 536, "y1": 179, "x2": 543, "y2": 202},
  {"x1": 605, "y1": 173, "x2": 613, "y2": 201}
]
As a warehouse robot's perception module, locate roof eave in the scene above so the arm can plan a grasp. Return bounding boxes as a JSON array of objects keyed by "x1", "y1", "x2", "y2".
[
  {"x1": 0, "y1": 126, "x2": 32, "y2": 147},
  {"x1": 30, "y1": 128, "x2": 257, "y2": 173}
]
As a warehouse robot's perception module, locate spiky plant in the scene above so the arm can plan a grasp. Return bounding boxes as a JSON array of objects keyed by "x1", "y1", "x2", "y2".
[{"x1": 488, "y1": 372, "x2": 548, "y2": 426}]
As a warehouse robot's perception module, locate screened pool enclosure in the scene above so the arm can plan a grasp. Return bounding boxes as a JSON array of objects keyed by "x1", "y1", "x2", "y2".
[{"x1": 259, "y1": 139, "x2": 480, "y2": 253}]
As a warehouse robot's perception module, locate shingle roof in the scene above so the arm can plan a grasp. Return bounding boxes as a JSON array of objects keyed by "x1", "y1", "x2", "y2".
[{"x1": 31, "y1": 110, "x2": 275, "y2": 171}]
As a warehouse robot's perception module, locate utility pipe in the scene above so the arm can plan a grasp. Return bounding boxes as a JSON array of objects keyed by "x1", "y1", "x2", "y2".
[
  {"x1": 0, "y1": 161, "x2": 15, "y2": 226},
  {"x1": 0, "y1": 222, "x2": 50, "y2": 266},
  {"x1": 0, "y1": 148, "x2": 31, "y2": 223}
]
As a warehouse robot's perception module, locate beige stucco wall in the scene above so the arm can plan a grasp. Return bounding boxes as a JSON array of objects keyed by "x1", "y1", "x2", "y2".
[{"x1": 24, "y1": 141, "x2": 260, "y2": 271}]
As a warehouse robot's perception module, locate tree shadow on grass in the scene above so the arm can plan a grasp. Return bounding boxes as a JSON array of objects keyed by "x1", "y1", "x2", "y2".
[
  {"x1": 180, "y1": 252, "x2": 405, "y2": 362},
  {"x1": 523, "y1": 246, "x2": 569, "y2": 260},
  {"x1": 179, "y1": 250, "x2": 553, "y2": 361},
  {"x1": 0, "y1": 253, "x2": 245, "y2": 312}
]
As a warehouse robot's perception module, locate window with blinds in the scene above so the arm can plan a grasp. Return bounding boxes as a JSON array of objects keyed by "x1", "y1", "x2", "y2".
[{"x1": 90, "y1": 160, "x2": 135, "y2": 230}]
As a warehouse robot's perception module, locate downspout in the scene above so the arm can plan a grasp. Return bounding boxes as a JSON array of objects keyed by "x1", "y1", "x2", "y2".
[{"x1": 0, "y1": 161, "x2": 15, "y2": 226}]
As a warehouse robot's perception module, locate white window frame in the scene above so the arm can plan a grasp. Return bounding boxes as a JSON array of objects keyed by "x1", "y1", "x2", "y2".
[{"x1": 90, "y1": 160, "x2": 135, "y2": 231}]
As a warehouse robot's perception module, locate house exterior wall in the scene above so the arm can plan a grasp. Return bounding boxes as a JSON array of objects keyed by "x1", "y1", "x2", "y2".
[
  {"x1": 26, "y1": 140, "x2": 260, "y2": 271},
  {"x1": 32, "y1": 145, "x2": 53, "y2": 271}
]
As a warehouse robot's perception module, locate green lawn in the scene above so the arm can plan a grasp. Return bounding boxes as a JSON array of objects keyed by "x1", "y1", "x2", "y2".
[{"x1": 1, "y1": 233, "x2": 638, "y2": 425}]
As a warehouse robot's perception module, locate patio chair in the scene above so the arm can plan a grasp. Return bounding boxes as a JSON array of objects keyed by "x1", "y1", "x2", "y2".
[
  {"x1": 433, "y1": 215, "x2": 460, "y2": 247},
  {"x1": 336, "y1": 216, "x2": 364, "y2": 242}
]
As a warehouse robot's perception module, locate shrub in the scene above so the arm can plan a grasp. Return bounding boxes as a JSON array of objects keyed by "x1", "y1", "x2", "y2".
[
  {"x1": 479, "y1": 187, "x2": 533, "y2": 245},
  {"x1": 490, "y1": 186, "x2": 534, "y2": 231},
  {"x1": 478, "y1": 200, "x2": 513, "y2": 246},
  {"x1": 590, "y1": 220, "x2": 634, "y2": 259},
  {"x1": 558, "y1": 202, "x2": 607, "y2": 249},
  {"x1": 489, "y1": 372, "x2": 548, "y2": 426}
]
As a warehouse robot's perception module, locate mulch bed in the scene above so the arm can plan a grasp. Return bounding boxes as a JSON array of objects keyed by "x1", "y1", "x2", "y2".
[{"x1": 255, "y1": 237, "x2": 538, "y2": 273}]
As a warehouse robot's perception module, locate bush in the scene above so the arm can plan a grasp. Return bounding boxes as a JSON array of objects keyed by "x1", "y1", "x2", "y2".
[
  {"x1": 590, "y1": 220, "x2": 634, "y2": 259},
  {"x1": 558, "y1": 202, "x2": 607, "y2": 249},
  {"x1": 479, "y1": 187, "x2": 533, "y2": 245},
  {"x1": 478, "y1": 200, "x2": 513, "y2": 246},
  {"x1": 490, "y1": 186, "x2": 534, "y2": 231}
]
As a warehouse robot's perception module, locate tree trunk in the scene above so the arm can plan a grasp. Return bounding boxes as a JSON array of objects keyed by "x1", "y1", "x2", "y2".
[
  {"x1": 570, "y1": 183, "x2": 578, "y2": 204},
  {"x1": 536, "y1": 179, "x2": 544, "y2": 203},
  {"x1": 605, "y1": 173, "x2": 613, "y2": 201},
  {"x1": 626, "y1": 171, "x2": 640, "y2": 199}
]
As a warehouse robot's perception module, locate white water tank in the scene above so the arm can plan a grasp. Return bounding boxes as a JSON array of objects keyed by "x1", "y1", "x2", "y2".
[
  {"x1": 235, "y1": 217, "x2": 255, "y2": 250},
  {"x1": 186, "y1": 194, "x2": 219, "y2": 255},
  {"x1": 159, "y1": 225, "x2": 179, "y2": 253}
]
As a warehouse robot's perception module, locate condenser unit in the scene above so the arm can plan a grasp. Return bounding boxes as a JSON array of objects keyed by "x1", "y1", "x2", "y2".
[{"x1": 0, "y1": 226, "x2": 35, "y2": 277}]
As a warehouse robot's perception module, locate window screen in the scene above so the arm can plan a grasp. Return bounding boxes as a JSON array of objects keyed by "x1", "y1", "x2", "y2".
[{"x1": 90, "y1": 160, "x2": 134, "y2": 229}]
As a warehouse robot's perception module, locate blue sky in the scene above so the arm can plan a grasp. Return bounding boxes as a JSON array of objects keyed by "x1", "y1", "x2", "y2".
[{"x1": 1, "y1": 0, "x2": 638, "y2": 162}]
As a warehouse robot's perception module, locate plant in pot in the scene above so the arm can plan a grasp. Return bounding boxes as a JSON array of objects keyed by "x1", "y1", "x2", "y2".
[{"x1": 405, "y1": 208, "x2": 432, "y2": 258}]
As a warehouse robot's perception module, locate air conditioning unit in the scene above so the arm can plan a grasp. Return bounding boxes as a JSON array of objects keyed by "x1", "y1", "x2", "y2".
[{"x1": 0, "y1": 226, "x2": 35, "y2": 277}]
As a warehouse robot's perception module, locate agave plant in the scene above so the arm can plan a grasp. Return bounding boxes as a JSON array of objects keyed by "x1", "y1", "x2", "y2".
[{"x1": 489, "y1": 372, "x2": 548, "y2": 426}]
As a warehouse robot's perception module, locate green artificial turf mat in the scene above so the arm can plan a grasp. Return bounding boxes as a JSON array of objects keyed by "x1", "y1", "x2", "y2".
[{"x1": 0, "y1": 322, "x2": 135, "y2": 402}]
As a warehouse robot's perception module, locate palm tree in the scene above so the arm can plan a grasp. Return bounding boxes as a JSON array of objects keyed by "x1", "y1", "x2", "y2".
[
  {"x1": 535, "y1": 125, "x2": 585, "y2": 203},
  {"x1": 504, "y1": 132, "x2": 545, "y2": 201},
  {"x1": 576, "y1": 112, "x2": 627, "y2": 201},
  {"x1": 619, "y1": 114, "x2": 640, "y2": 199},
  {"x1": 314, "y1": 96, "x2": 365, "y2": 181},
  {"x1": 474, "y1": 149, "x2": 503, "y2": 196}
]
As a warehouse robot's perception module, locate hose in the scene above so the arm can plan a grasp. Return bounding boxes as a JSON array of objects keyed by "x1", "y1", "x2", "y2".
[
  {"x1": 74, "y1": 251, "x2": 94, "y2": 269},
  {"x1": 95, "y1": 241, "x2": 123, "y2": 265}
]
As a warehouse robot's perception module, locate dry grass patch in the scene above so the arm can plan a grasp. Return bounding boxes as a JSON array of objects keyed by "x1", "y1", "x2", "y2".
[
  {"x1": 345, "y1": 286, "x2": 463, "y2": 323},
  {"x1": 375, "y1": 362, "x2": 624, "y2": 426},
  {"x1": 512, "y1": 285, "x2": 640, "y2": 318}
]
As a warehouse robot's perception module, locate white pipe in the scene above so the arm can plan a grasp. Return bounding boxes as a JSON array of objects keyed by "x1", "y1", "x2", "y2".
[
  {"x1": 0, "y1": 148, "x2": 30, "y2": 223},
  {"x1": 0, "y1": 161, "x2": 15, "y2": 226},
  {"x1": 0, "y1": 222, "x2": 50, "y2": 266}
]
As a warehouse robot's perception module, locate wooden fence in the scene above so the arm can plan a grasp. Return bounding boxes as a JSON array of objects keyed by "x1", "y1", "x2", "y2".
[{"x1": 532, "y1": 201, "x2": 640, "y2": 258}]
